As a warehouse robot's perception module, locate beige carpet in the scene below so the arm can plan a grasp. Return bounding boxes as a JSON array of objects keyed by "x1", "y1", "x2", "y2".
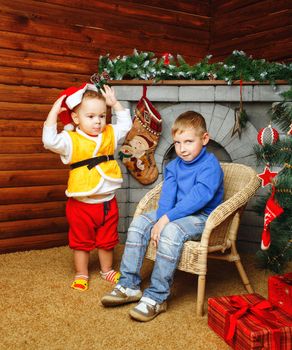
[{"x1": 1, "y1": 244, "x2": 289, "y2": 350}]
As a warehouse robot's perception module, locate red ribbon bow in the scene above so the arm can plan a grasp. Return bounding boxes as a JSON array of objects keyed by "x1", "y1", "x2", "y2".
[
  {"x1": 225, "y1": 295, "x2": 290, "y2": 349},
  {"x1": 162, "y1": 53, "x2": 171, "y2": 65}
]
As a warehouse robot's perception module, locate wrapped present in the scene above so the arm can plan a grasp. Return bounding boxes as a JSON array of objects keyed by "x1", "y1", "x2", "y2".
[
  {"x1": 208, "y1": 293, "x2": 292, "y2": 350},
  {"x1": 268, "y1": 273, "x2": 292, "y2": 315}
]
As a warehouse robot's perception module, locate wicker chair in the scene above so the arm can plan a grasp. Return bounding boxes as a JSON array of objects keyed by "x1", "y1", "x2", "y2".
[{"x1": 133, "y1": 162, "x2": 261, "y2": 317}]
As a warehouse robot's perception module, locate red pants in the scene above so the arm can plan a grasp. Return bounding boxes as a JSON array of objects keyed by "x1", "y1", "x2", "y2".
[{"x1": 66, "y1": 197, "x2": 119, "y2": 251}]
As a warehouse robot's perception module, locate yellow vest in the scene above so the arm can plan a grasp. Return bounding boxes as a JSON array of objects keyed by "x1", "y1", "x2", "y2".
[{"x1": 66, "y1": 125, "x2": 122, "y2": 196}]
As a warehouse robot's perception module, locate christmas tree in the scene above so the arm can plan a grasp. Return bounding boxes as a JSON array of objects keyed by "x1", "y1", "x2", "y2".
[{"x1": 254, "y1": 88, "x2": 292, "y2": 272}]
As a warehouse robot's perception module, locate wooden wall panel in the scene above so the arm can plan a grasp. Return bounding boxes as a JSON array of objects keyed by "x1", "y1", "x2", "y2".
[
  {"x1": 0, "y1": 233, "x2": 68, "y2": 253},
  {"x1": 0, "y1": 0, "x2": 290, "y2": 253},
  {"x1": 0, "y1": 185, "x2": 67, "y2": 205},
  {"x1": 1, "y1": 0, "x2": 210, "y2": 61},
  {"x1": 0, "y1": 154, "x2": 65, "y2": 170},
  {"x1": 0, "y1": 202, "x2": 66, "y2": 222},
  {"x1": 0, "y1": 217, "x2": 68, "y2": 239},
  {"x1": 0, "y1": 169, "x2": 68, "y2": 188},
  {"x1": 209, "y1": 0, "x2": 292, "y2": 62},
  {"x1": 0, "y1": 0, "x2": 210, "y2": 252},
  {"x1": 0, "y1": 48, "x2": 97, "y2": 74},
  {"x1": 0, "y1": 102, "x2": 51, "y2": 121}
]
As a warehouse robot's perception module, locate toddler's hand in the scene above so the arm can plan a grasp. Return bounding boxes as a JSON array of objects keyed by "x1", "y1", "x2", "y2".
[
  {"x1": 100, "y1": 85, "x2": 118, "y2": 108},
  {"x1": 48, "y1": 95, "x2": 67, "y2": 117},
  {"x1": 45, "y1": 95, "x2": 67, "y2": 126}
]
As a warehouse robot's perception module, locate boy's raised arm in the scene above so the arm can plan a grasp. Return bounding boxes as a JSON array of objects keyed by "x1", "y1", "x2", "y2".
[
  {"x1": 42, "y1": 95, "x2": 70, "y2": 156},
  {"x1": 45, "y1": 95, "x2": 67, "y2": 127},
  {"x1": 103, "y1": 85, "x2": 133, "y2": 141},
  {"x1": 100, "y1": 85, "x2": 124, "y2": 112}
]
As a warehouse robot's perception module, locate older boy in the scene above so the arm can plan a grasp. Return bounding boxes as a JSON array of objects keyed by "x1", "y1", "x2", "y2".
[{"x1": 101, "y1": 111, "x2": 224, "y2": 321}]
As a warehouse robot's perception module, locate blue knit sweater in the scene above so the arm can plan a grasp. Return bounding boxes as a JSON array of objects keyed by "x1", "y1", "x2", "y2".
[{"x1": 157, "y1": 147, "x2": 224, "y2": 222}]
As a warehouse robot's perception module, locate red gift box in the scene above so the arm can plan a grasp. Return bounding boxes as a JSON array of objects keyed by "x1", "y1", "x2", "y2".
[
  {"x1": 268, "y1": 273, "x2": 292, "y2": 315},
  {"x1": 208, "y1": 293, "x2": 292, "y2": 350}
]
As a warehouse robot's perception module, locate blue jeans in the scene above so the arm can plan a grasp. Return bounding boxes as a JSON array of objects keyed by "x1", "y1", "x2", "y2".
[{"x1": 119, "y1": 211, "x2": 208, "y2": 303}]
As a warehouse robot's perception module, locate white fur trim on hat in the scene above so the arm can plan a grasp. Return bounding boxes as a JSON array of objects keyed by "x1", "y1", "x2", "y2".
[
  {"x1": 64, "y1": 123, "x2": 75, "y2": 131},
  {"x1": 66, "y1": 83, "x2": 98, "y2": 110}
]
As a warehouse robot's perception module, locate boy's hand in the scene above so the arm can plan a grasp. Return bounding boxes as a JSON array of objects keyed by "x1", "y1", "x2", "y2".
[
  {"x1": 50, "y1": 95, "x2": 67, "y2": 115},
  {"x1": 45, "y1": 95, "x2": 67, "y2": 126},
  {"x1": 151, "y1": 215, "x2": 169, "y2": 248},
  {"x1": 100, "y1": 85, "x2": 124, "y2": 111}
]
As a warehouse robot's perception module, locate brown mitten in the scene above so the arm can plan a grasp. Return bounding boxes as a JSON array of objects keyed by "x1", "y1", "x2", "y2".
[{"x1": 119, "y1": 86, "x2": 162, "y2": 185}]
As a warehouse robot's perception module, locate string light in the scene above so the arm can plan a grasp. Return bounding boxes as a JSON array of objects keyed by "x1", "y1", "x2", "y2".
[{"x1": 267, "y1": 240, "x2": 292, "y2": 266}]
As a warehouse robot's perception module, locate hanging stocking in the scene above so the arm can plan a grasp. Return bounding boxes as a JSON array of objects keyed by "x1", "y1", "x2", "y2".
[
  {"x1": 261, "y1": 187, "x2": 284, "y2": 250},
  {"x1": 119, "y1": 86, "x2": 162, "y2": 185}
]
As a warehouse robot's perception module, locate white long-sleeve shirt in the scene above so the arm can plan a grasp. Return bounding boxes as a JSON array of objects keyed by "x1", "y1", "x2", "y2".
[{"x1": 42, "y1": 109, "x2": 132, "y2": 203}]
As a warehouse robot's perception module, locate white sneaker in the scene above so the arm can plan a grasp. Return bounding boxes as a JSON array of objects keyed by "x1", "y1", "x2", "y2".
[
  {"x1": 101, "y1": 285, "x2": 142, "y2": 307},
  {"x1": 129, "y1": 296, "x2": 167, "y2": 322}
]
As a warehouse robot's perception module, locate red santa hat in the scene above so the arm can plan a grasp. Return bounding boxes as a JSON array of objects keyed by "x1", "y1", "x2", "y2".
[{"x1": 59, "y1": 83, "x2": 98, "y2": 130}]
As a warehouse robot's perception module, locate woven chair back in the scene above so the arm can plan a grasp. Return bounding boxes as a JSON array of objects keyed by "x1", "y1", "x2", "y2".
[
  {"x1": 208, "y1": 162, "x2": 259, "y2": 247},
  {"x1": 221, "y1": 162, "x2": 254, "y2": 200}
]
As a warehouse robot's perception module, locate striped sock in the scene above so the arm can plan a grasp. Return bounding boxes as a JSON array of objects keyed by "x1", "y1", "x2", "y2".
[{"x1": 100, "y1": 270, "x2": 121, "y2": 284}]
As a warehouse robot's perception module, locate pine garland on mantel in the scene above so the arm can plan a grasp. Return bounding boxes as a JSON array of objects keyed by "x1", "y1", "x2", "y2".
[{"x1": 91, "y1": 49, "x2": 292, "y2": 88}]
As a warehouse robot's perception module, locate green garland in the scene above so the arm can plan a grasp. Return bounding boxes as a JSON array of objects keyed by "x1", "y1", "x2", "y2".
[{"x1": 92, "y1": 49, "x2": 292, "y2": 88}]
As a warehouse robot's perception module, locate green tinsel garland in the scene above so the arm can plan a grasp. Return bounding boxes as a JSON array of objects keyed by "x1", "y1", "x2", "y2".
[{"x1": 92, "y1": 49, "x2": 292, "y2": 88}]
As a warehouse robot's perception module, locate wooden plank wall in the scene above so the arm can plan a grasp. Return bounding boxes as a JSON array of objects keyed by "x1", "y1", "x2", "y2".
[
  {"x1": 0, "y1": 0, "x2": 211, "y2": 252},
  {"x1": 0, "y1": 0, "x2": 291, "y2": 253},
  {"x1": 209, "y1": 0, "x2": 292, "y2": 62}
]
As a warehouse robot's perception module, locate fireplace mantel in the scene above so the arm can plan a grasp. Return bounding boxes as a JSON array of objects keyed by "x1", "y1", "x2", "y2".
[
  {"x1": 110, "y1": 79, "x2": 288, "y2": 85},
  {"x1": 111, "y1": 80, "x2": 290, "y2": 102}
]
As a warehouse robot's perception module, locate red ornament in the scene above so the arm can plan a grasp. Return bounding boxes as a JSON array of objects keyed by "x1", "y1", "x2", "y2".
[
  {"x1": 257, "y1": 166, "x2": 278, "y2": 187},
  {"x1": 257, "y1": 125, "x2": 279, "y2": 146},
  {"x1": 162, "y1": 53, "x2": 171, "y2": 65},
  {"x1": 261, "y1": 187, "x2": 284, "y2": 250},
  {"x1": 288, "y1": 123, "x2": 292, "y2": 135}
]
